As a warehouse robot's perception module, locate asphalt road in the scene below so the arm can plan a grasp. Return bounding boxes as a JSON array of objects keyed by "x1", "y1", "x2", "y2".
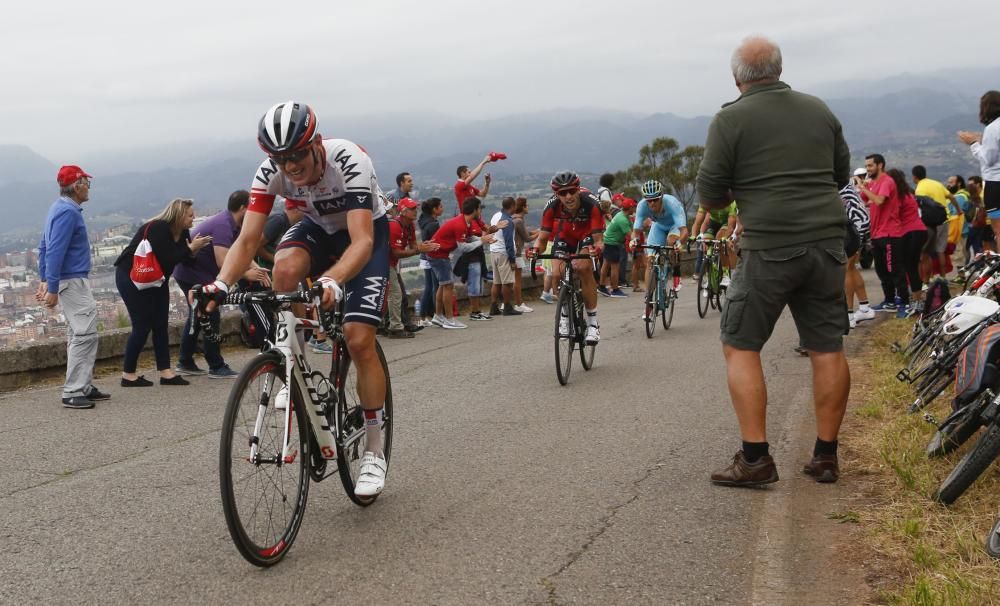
[{"x1": 0, "y1": 275, "x2": 879, "y2": 605}]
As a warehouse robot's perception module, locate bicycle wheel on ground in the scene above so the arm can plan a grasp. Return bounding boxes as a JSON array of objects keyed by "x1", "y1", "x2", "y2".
[
  {"x1": 987, "y1": 516, "x2": 1000, "y2": 559},
  {"x1": 662, "y1": 285, "x2": 674, "y2": 329},
  {"x1": 335, "y1": 339, "x2": 393, "y2": 506},
  {"x1": 555, "y1": 287, "x2": 575, "y2": 384},
  {"x1": 926, "y1": 401, "x2": 986, "y2": 458},
  {"x1": 644, "y1": 273, "x2": 657, "y2": 338},
  {"x1": 220, "y1": 352, "x2": 310, "y2": 567},
  {"x1": 710, "y1": 261, "x2": 724, "y2": 311},
  {"x1": 697, "y1": 262, "x2": 711, "y2": 318},
  {"x1": 934, "y1": 422, "x2": 1000, "y2": 505}
]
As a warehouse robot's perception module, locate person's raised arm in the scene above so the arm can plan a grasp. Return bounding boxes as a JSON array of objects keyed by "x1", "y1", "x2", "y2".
[{"x1": 463, "y1": 155, "x2": 492, "y2": 185}]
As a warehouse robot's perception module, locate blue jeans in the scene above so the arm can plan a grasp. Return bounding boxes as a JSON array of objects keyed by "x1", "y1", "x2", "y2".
[
  {"x1": 467, "y1": 262, "x2": 483, "y2": 297},
  {"x1": 176, "y1": 279, "x2": 226, "y2": 371},
  {"x1": 116, "y1": 268, "x2": 171, "y2": 372},
  {"x1": 421, "y1": 268, "x2": 439, "y2": 317}
]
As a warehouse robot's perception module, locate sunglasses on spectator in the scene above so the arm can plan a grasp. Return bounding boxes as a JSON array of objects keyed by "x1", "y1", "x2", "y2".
[
  {"x1": 270, "y1": 148, "x2": 312, "y2": 166},
  {"x1": 556, "y1": 188, "x2": 579, "y2": 197}
]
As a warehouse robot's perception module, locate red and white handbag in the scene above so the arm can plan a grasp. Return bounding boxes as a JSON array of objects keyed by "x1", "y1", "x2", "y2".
[{"x1": 130, "y1": 224, "x2": 165, "y2": 290}]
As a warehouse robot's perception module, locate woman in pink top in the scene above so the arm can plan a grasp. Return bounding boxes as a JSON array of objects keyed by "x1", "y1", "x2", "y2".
[
  {"x1": 890, "y1": 168, "x2": 929, "y2": 302},
  {"x1": 859, "y1": 155, "x2": 909, "y2": 309}
]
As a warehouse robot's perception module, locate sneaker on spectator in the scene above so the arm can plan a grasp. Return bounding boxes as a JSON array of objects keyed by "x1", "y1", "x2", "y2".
[
  {"x1": 854, "y1": 308, "x2": 876, "y2": 322},
  {"x1": 443, "y1": 318, "x2": 467, "y2": 329},
  {"x1": 208, "y1": 365, "x2": 239, "y2": 379},
  {"x1": 895, "y1": 305, "x2": 911, "y2": 320},
  {"x1": 540, "y1": 292, "x2": 555, "y2": 304},
  {"x1": 490, "y1": 303, "x2": 503, "y2": 316},
  {"x1": 871, "y1": 300, "x2": 896, "y2": 312},
  {"x1": 609, "y1": 289, "x2": 628, "y2": 298},
  {"x1": 470, "y1": 311, "x2": 492, "y2": 321},
  {"x1": 430, "y1": 315, "x2": 446, "y2": 327},
  {"x1": 514, "y1": 303, "x2": 534, "y2": 313},
  {"x1": 308, "y1": 337, "x2": 333, "y2": 354},
  {"x1": 691, "y1": 275, "x2": 700, "y2": 283},
  {"x1": 175, "y1": 362, "x2": 207, "y2": 376},
  {"x1": 597, "y1": 285, "x2": 611, "y2": 297}
]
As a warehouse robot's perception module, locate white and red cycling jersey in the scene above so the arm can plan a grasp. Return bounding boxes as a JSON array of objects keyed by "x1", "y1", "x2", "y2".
[{"x1": 248, "y1": 138, "x2": 387, "y2": 234}]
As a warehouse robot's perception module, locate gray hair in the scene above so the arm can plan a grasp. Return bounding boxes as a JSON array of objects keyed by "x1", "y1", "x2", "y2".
[
  {"x1": 59, "y1": 182, "x2": 79, "y2": 197},
  {"x1": 731, "y1": 36, "x2": 782, "y2": 84}
]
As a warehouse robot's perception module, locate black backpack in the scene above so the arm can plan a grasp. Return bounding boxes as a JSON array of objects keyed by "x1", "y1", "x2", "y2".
[{"x1": 916, "y1": 195, "x2": 947, "y2": 227}]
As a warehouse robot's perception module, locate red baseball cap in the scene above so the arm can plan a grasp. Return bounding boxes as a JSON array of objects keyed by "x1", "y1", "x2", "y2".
[
  {"x1": 57, "y1": 165, "x2": 93, "y2": 187},
  {"x1": 398, "y1": 197, "x2": 418, "y2": 210}
]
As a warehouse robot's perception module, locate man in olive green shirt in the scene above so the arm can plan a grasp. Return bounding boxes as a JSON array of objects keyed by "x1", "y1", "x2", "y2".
[{"x1": 697, "y1": 36, "x2": 852, "y2": 488}]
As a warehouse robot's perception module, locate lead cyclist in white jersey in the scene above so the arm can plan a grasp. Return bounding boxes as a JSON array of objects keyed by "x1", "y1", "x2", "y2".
[{"x1": 192, "y1": 101, "x2": 390, "y2": 497}]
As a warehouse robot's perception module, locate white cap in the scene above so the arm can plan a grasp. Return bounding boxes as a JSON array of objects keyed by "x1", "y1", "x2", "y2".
[{"x1": 853, "y1": 168, "x2": 867, "y2": 177}]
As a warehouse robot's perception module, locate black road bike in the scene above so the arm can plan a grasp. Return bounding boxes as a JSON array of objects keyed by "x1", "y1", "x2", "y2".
[{"x1": 533, "y1": 251, "x2": 598, "y2": 385}]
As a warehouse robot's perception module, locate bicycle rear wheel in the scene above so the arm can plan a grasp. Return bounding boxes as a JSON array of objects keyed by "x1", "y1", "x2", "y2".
[
  {"x1": 934, "y1": 422, "x2": 1000, "y2": 505},
  {"x1": 709, "y1": 261, "x2": 724, "y2": 311},
  {"x1": 644, "y1": 272, "x2": 657, "y2": 338},
  {"x1": 661, "y1": 284, "x2": 674, "y2": 329},
  {"x1": 987, "y1": 516, "x2": 1000, "y2": 559},
  {"x1": 335, "y1": 339, "x2": 393, "y2": 506},
  {"x1": 555, "y1": 287, "x2": 574, "y2": 384},
  {"x1": 697, "y1": 261, "x2": 711, "y2": 318},
  {"x1": 220, "y1": 353, "x2": 310, "y2": 567}
]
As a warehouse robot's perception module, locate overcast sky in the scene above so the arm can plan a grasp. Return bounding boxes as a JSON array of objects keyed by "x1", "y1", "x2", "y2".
[{"x1": 3, "y1": 0, "x2": 997, "y2": 160}]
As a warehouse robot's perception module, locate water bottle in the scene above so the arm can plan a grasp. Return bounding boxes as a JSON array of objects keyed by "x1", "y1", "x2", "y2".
[{"x1": 414, "y1": 299, "x2": 422, "y2": 318}]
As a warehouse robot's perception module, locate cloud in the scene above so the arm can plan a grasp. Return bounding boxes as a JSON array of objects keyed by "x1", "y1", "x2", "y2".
[{"x1": 2, "y1": 0, "x2": 996, "y2": 158}]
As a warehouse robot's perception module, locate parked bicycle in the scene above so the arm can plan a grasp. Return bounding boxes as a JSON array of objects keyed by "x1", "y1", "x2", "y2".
[
  {"x1": 532, "y1": 250, "x2": 598, "y2": 385},
  {"x1": 207, "y1": 285, "x2": 393, "y2": 566},
  {"x1": 640, "y1": 244, "x2": 678, "y2": 338}
]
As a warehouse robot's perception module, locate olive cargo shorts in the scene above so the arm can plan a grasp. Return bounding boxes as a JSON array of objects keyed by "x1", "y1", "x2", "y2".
[{"x1": 721, "y1": 239, "x2": 848, "y2": 353}]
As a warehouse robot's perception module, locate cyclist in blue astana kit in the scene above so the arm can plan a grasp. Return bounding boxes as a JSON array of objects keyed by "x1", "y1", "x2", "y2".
[
  {"x1": 630, "y1": 180, "x2": 689, "y2": 291},
  {"x1": 192, "y1": 101, "x2": 391, "y2": 497}
]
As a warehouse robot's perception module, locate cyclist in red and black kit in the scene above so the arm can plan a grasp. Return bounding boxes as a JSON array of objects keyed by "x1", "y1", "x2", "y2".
[{"x1": 527, "y1": 171, "x2": 606, "y2": 343}]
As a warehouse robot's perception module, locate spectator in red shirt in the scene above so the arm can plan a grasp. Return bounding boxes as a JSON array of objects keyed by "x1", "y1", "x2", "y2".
[
  {"x1": 857, "y1": 153, "x2": 908, "y2": 312},
  {"x1": 386, "y1": 198, "x2": 440, "y2": 338},
  {"x1": 454, "y1": 154, "x2": 496, "y2": 215},
  {"x1": 427, "y1": 197, "x2": 497, "y2": 329}
]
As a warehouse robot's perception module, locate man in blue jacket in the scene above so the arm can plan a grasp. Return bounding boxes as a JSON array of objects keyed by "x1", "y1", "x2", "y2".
[{"x1": 36, "y1": 166, "x2": 110, "y2": 409}]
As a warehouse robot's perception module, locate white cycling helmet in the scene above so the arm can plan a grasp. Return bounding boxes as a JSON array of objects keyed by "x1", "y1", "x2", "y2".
[{"x1": 942, "y1": 295, "x2": 1000, "y2": 335}]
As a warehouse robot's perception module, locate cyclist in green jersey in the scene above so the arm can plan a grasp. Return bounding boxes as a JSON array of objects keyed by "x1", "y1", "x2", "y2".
[{"x1": 694, "y1": 202, "x2": 738, "y2": 287}]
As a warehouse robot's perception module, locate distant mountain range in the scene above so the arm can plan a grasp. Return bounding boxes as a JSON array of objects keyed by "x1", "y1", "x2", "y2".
[{"x1": 0, "y1": 66, "x2": 994, "y2": 240}]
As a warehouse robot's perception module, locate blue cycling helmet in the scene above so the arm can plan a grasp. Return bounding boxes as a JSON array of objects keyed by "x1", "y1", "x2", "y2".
[{"x1": 640, "y1": 180, "x2": 663, "y2": 200}]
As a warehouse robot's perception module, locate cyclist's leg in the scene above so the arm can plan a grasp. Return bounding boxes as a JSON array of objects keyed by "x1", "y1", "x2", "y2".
[
  {"x1": 274, "y1": 219, "x2": 329, "y2": 348},
  {"x1": 339, "y1": 218, "x2": 391, "y2": 460},
  {"x1": 646, "y1": 224, "x2": 669, "y2": 287}
]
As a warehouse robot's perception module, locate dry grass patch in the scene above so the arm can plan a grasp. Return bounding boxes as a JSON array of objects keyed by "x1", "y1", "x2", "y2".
[{"x1": 843, "y1": 319, "x2": 1000, "y2": 605}]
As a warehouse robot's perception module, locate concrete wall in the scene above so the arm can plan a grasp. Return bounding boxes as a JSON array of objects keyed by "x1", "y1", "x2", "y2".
[{"x1": 0, "y1": 251, "x2": 699, "y2": 391}]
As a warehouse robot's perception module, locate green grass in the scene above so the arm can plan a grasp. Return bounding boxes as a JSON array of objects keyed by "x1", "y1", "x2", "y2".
[{"x1": 847, "y1": 319, "x2": 1000, "y2": 605}]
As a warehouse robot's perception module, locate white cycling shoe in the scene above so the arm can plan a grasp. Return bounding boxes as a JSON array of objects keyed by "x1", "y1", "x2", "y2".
[
  {"x1": 585, "y1": 324, "x2": 601, "y2": 344},
  {"x1": 720, "y1": 276, "x2": 732, "y2": 288},
  {"x1": 354, "y1": 451, "x2": 388, "y2": 497},
  {"x1": 274, "y1": 384, "x2": 289, "y2": 411}
]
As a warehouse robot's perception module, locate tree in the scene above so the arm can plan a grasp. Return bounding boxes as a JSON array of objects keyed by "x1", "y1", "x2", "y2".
[{"x1": 614, "y1": 137, "x2": 705, "y2": 216}]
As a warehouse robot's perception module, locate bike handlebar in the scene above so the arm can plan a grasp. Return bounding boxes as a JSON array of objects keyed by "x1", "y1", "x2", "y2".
[{"x1": 529, "y1": 253, "x2": 596, "y2": 280}]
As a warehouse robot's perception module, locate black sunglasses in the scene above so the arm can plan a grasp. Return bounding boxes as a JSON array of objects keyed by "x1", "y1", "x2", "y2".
[{"x1": 270, "y1": 148, "x2": 311, "y2": 166}]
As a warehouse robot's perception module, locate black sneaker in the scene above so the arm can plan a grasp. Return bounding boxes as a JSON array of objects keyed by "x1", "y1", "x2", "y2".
[
  {"x1": 470, "y1": 312, "x2": 492, "y2": 321},
  {"x1": 175, "y1": 363, "x2": 207, "y2": 376},
  {"x1": 62, "y1": 396, "x2": 95, "y2": 409},
  {"x1": 160, "y1": 375, "x2": 191, "y2": 386},
  {"x1": 83, "y1": 385, "x2": 111, "y2": 400},
  {"x1": 208, "y1": 365, "x2": 239, "y2": 379}
]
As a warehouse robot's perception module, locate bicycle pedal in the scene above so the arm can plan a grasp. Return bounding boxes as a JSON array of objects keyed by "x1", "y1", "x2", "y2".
[
  {"x1": 896, "y1": 369, "x2": 910, "y2": 382},
  {"x1": 923, "y1": 413, "x2": 938, "y2": 426},
  {"x1": 889, "y1": 343, "x2": 901, "y2": 353}
]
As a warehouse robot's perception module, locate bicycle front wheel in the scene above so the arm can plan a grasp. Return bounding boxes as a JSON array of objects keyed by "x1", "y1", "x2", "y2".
[
  {"x1": 220, "y1": 352, "x2": 310, "y2": 567},
  {"x1": 709, "y1": 261, "x2": 724, "y2": 311},
  {"x1": 696, "y1": 262, "x2": 711, "y2": 318},
  {"x1": 555, "y1": 287, "x2": 574, "y2": 384},
  {"x1": 335, "y1": 339, "x2": 393, "y2": 506},
  {"x1": 644, "y1": 272, "x2": 657, "y2": 338},
  {"x1": 934, "y1": 422, "x2": 1000, "y2": 505},
  {"x1": 926, "y1": 402, "x2": 985, "y2": 458}
]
